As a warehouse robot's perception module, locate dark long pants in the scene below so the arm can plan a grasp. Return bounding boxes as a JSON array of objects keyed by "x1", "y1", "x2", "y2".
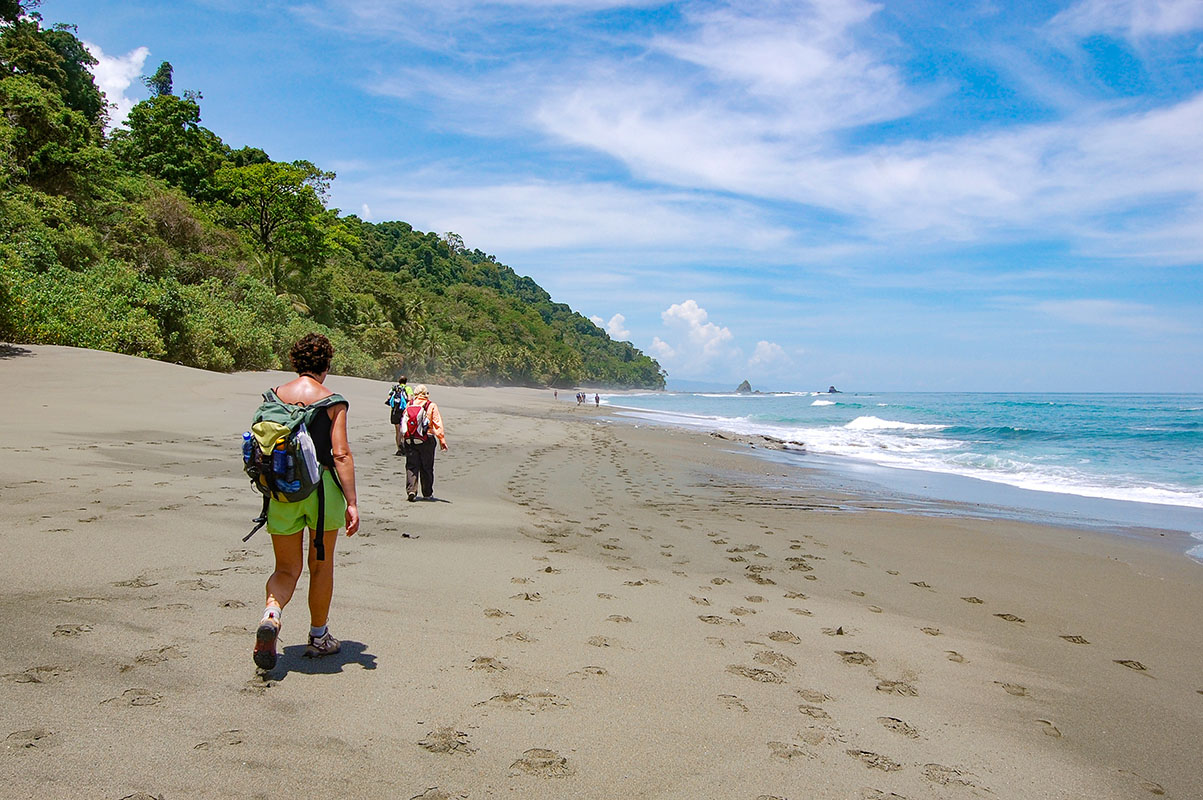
[{"x1": 405, "y1": 438, "x2": 437, "y2": 497}]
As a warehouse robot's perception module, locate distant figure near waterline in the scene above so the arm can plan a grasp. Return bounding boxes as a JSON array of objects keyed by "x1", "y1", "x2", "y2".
[{"x1": 595, "y1": 394, "x2": 600, "y2": 407}]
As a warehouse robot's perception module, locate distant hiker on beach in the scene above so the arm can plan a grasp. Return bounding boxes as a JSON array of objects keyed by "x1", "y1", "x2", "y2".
[
  {"x1": 403, "y1": 384, "x2": 448, "y2": 501},
  {"x1": 595, "y1": 393, "x2": 600, "y2": 407},
  {"x1": 253, "y1": 333, "x2": 359, "y2": 671},
  {"x1": 386, "y1": 373, "x2": 410, "y2": 456}
]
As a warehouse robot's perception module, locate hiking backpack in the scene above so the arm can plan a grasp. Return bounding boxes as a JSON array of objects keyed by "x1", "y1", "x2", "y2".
[
  {"x1": 241, "y1": 389, "x2": 347, "y2": 560},
  {"x1": 402, "y1": 400, "x2": 430, "y2": 444},
  {"x1": 386, "y1": 383, "x2": 408, "y2": 424}
]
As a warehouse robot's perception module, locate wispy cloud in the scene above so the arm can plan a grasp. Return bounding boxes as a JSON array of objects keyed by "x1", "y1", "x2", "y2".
[
  {"x1": 1050, "y1": 0, "x2": 1203, "y2": 38},
  {"x1": 1032, "y1": 298, "x2": 1195, "y2": 334}
]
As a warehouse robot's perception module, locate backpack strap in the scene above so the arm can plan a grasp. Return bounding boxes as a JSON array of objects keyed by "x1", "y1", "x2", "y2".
[
  {"x1": 243, "y1": 494, "x2": 271, "y2": 543},
  {"x1": 315, "y1": 471, "x2": 327, "y2": 561}
]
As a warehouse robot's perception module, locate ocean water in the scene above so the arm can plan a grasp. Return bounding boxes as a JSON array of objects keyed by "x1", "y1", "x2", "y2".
[{"x1": 599, "y1": 391, "x2": 1203, "y2": 559}]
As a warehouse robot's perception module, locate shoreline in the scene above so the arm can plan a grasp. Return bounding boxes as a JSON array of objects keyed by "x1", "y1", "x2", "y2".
[
  {"x1": 596, "y1": 395, "x2": 1203, "y2": 561},
  {"x1": 3, "y1": 346, "x2": 1201, "y2": 799}
]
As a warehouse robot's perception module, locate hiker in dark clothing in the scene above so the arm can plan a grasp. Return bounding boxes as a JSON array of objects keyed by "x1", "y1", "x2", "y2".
[
  {"x1": 403, "y1": 384, "x2": 448, "y2": 501},
  {"x1": 253, "y1": 333, "x2": 359, "y2": 671}
]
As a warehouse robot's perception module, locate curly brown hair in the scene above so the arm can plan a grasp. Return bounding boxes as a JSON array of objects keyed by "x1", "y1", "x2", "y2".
[{"x1": 288, "y1": 333, "x2": 334, "y2": 376}]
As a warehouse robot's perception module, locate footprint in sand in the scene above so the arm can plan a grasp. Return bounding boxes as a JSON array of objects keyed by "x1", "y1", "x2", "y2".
[
  {"x1": 5, "y1": 665, "x2": 70, "y2": 684},
  {"x1": 822, "y1": 626, "x2": 850, "y2": 636},
  {"x1": 1115, "y1": 659, "x2": 1151, "y2": 673},
  {"x1": 789, "y1": 607, "x2": 814, "y2": 616},
  {"x1": 846, "y1": 750, "x2": 903, "y2": 771},
  {"x1": 995, "y1": 681, "x2": 1028, "y2": 697},
  {"x1": 836, "y1": 650, "x2": 875, "y2": 666},
  {"x1": 850, "y1": 590, "x2": 866, "y2": 597},
  {"x1": 597, "y1": 593, "x2": 617, "y2": 600},
  {"x1": 468, "y1": 657, "x2": 507, "y2": 672},
  {"x1": 768, "y1": 741, "x2": 813, "y2": 761},
  {"x1": 101, "y1": 688, "x2": 163, "y2": 707},
  {"x1": 409, "y1": 788, "x2": 459, "y2": 800},
  {"x1": 920, "y1": 627, "x2": 940, "y2": 636},
  {"x1": 418, "y1": 727, "x2": 476, "y2": 755},
  {"x1": 1060, "y1": 635, "x2": 1090, "y2": 644},
  {"x1": 511, "y1": 592, "x2": 542, "y2": 602},
  {"x1": 509, "y1": 748, "x2": 573, "y2": 777},
  {"x1": 876, "y1": 680, "x2": 918, "y2": 697},
  {"x1": 994, "y1": 613, "x2": 1025, "y2": 623},
  {"x1": 961, "y1": 596, "x2": 983, "y2": 604},
  {"x1": 768, "y1": 631, "x2": 801, "y2": 644},
  {"x1": 132, "y1": 644, "x2": 186, "y2": 667},
  {"x1": 1036, "y1": 719, "x2": 1062, "y2": 738},
  {"x1": 484, "y1": 608, "x2": 512, "y2": 618},
  {"x1": 727, "y1": 665, "x2": 785, "y2": 683},
  {"x1": 754, "y1": 650, "x2": 797, "y2": 670},
  {"x1": 219, "y1": 599, "x2": 247, "y2": 609},
  {"x1": 719, "y1": 694, "x2": 749, "y2": 712},
  {"x1": 878, "y1": 717, "x2": 920, "y2": 738},
  {"x1": 945, "y1": 651, "x2": 967, "y2": 663},
  {"x1": 475, "y1": 692, "x2": 568, "y2": 713},
  {"x1": 606, "y1": 615, "x2": 632, "y2": 624},
  {"x1": 867, "y1": 606, "x2": 883, "y2": 613},
  {"x1": 193, "y1": 730, "x2": 244, "y2": 750},
  {"x1": 689, "y1": 595, "x2": 711, "y2": 606},
  {"x1": 699, "y1": 615, "x2": 741, "y2": 626},
  {"x1": 797, "y1": 689, "x2": 832, "y2": 703},
  {"x1": 52, "y1": 624, "x2": 92, "y2": 638},
  {"x1": 586, "y1": 635, "x2": 615, "y2": 647},
  {"x1": 5, "y1": 728, "x2": 57, "y2": 752},
  {"x1": 784, "y1": 591, "x2": 807, "y2": 600},
  {"x1": 113, "y1": 576, "x2": 158, "y2": 588},
  {"x1": 798, "y1": 704, "x2": 831, "y2": 720},
  {"x1": 922, "y1": 764, "x2": 981, "y2": 788}
]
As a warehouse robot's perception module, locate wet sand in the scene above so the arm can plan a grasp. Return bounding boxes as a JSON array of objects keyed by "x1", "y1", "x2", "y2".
[{"x1": 2, "y1": 345, "x2": 1201, "y2": 799}]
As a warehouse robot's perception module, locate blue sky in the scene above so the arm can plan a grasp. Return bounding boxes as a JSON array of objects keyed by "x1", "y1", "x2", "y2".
[{"x1": 46, "y1": 0, "x2": 1203, "y2": 391}]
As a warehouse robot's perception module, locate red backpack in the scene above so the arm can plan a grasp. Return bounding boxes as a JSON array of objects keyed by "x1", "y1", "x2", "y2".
[{"x1": 403, "y1": 400, "x2": 430, "y2": 443}]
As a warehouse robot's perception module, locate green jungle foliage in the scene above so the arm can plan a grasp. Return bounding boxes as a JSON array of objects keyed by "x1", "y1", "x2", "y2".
[{"x1": 0, "y1": 4, "x2": 665, "y2": 388}]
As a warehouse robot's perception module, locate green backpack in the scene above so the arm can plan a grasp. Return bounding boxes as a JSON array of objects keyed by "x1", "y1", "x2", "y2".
[{"x1": 241, "y1": 389, "x2": 347, "y2": 560}]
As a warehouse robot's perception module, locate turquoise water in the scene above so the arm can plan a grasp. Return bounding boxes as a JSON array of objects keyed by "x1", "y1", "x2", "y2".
[{"x1": 599, "y1": 392, "x2": 1203, "y2": 557}]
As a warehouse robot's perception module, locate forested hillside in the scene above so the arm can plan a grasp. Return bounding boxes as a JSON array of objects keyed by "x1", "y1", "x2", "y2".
[{"x1": 0, "y1": 2, "x2": 665, "y2": 388}]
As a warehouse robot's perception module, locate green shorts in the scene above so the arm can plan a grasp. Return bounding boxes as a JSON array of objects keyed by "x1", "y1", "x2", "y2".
[{"x1": 267, "y1": 470, "x2": 346, "y2": 535}]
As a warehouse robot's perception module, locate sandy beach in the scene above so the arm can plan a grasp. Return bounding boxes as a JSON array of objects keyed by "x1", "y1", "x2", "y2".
[{"x1": 2, "y1": 344, "x2": 1200, "y2": 800}]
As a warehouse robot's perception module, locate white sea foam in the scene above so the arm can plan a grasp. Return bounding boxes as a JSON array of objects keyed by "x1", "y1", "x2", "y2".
[
  {"x1": 811, "y1": 399, "x2": 835, "y2": 406},
  {"x1": 1189, "y1": 532, "x2": 1203, "y2": 564},
  {"x1": 845, "y1": 416, "x2": 945, "y2": 431},
  {"x1": 607, "y1": 402, "x2": 1203, "y2": 511}
]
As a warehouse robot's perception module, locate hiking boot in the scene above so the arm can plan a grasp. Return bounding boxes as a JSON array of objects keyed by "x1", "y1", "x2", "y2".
[
  {"x1": 395, "y1": 447, "x2": 404, "y2": 456},
  {"x1": 305, "y1": 630, "x2": 341, "y2": 658},
  {"x1": 253, "y1": 617, "x2": 280, "y2": 670},
  {"x1": 407, "y1": 492, "x2": 416, "y2": 502}
]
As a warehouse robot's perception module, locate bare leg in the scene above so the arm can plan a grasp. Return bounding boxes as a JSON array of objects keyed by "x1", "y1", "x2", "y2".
[
  {"x1": 265, "y1": 532, "x2": 305, "y2": 610},
  {"x1": 306, "y1": 528, "x2": 339, "y2": 628}
]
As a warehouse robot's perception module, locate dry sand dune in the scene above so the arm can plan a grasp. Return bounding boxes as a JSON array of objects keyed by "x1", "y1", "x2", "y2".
[{"x1": 2, "y1": 345, "x2": 1201, "y2": 799}]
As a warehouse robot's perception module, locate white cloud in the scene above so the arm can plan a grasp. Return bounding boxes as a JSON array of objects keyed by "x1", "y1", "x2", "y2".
[
  {"x1": 1050, "y1": 0, "x2": 1203, "y2": 37},
  {"x1": 749, "y1": 340, "x2": 788, "y2": 367},
  {"x1": 84, "y1": 42, "x2": 149, "y2": 129},
  {"x1": 648, "y1": 336, "x2": 675, "y2": 360},
  {"x1": 651, "y1": 300, "x2": 736, "y2": 377},
  {"x1": 360, "y1": 203, "x2": 372, "y2": 219},
  {"x1": 590, "y1": 313, "x2": 630, "y2": 340}
]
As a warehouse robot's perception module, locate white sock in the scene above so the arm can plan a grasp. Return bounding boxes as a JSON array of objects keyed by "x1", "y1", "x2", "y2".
[
  {"x1": 310, "y1": 624, "x2": 327, "y2": 638},
  {"x1": 262, "y1": 605, "x2": 281, "y2": 623}
]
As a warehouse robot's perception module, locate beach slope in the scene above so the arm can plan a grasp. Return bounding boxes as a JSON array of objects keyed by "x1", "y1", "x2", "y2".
[{"x1": 1, "y1": 345, "x2": 1200, "y2": 799}]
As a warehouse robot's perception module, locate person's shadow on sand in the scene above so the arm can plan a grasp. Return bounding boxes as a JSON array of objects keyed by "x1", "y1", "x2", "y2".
[{"x1": 267, "y1": 640, "x2": 378, "y2": 678}]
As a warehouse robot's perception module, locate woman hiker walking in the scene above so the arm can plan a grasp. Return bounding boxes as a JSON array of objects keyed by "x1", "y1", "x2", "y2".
[
  {"x1": 403, "y1": 384, "x2": 448, "y2": 501},
  {"x1": 253, "y1": 333, "x2": 359, "y2": 670}
]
